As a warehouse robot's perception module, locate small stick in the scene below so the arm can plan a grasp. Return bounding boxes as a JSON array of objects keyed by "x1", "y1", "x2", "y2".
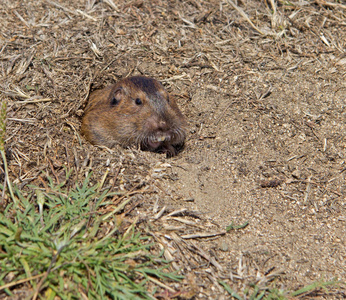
[
  {"x1": 303, "y1": 176, "x2": 311, "y2": 204},
  {"x1": 14, "y1": 98, "x2": 52, "y2": 104},
  {"x1": 181, "y1": 231, "x2": 226, "y2": 239},
  {"x1": 32, "y1": 245, "x2": 67, "y2": 300},
  {"x1": 0, "y1": 274, "x2": 44, "y2": 292},
  {"x1": 227, "y1": 0, "x2": 265, "y2": 35},
  {"x1": 292, "y1": 179, "x2": 342, "y2": 197}
]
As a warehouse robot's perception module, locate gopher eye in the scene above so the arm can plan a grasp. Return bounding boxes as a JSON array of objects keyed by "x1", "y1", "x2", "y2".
[
  {"x1": 135, "y1": 98, "x2": 142, "y2": 105},
  {"x1": 111, "y1": 96, "x2": 119, "y2": 106}
]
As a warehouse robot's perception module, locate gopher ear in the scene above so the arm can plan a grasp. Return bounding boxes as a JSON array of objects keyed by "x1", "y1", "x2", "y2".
[{"x1": 110, "y1": 87, "x2": 123, "y2": 106}]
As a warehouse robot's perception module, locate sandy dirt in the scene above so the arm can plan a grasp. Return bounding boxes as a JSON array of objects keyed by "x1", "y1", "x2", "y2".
[{"x1": 1, "y1": 0, "x2": 345, "y2": 298}]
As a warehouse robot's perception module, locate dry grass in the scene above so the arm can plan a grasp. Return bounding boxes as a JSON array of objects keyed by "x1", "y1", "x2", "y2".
[{"x1": 1, "y1": 0, "x2": 346, "y2": 298}]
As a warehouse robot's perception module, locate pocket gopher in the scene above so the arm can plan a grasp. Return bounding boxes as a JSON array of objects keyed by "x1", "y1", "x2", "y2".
[{"x1": 81, "y1": 76, "x2": 187, "y2": 157}]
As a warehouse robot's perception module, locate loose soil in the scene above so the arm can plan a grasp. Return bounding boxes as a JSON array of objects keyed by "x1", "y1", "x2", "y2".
[{"x1": 1, "y1": 0, "x2": 345, "y2": 299}]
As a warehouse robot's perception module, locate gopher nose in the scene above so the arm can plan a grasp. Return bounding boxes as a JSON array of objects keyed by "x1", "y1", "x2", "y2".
[
  {"x1": 147, "y1": 117, "x2": 169, "y2": 131},
  {"x1": 158, "y1": 120, "x2": 168, "y2": 130}
]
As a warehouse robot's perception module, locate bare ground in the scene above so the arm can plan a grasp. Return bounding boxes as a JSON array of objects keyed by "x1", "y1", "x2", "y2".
[{"x1": 1, "y1": 0, "x2": 345, "y2": 299}]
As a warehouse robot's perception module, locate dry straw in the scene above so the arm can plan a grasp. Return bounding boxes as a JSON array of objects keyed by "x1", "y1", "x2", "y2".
[{"x1": 0, "y1": 100, "x2": 16, "y2": 204}]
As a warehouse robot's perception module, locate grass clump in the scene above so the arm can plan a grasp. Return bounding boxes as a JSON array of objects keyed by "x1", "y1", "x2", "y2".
[{"x1": 0, "y1": 171, "x2": 182, "y2": 299}]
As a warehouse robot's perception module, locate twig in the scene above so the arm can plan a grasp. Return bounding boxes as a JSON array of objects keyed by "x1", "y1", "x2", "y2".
[
  {"x1": 32, "y1": 245, "x2": 68, "y2": 300},
  {"x1": 227, "y1": 0, "x2": 265, "y2": 35},
  {"x1": 0, "y1": 151, "x2": 16, "y2": 204},
  {"x1": 291, "y1": 179, "x2": 342, "y2": 197},
  {"x1": 304, "y1": 176, "x2": 312, "y2": 204},
  {"x1": 181, "y1": 231, "x2": 226, "y2": 239},
  {"x1": 14, "y1": 98, "x2": 52, "y2": 104},
  {"x1": 147, "y1": 275, "x2": 176, "y2": 293},
  {"x1": 0, "y1": 274, "x2": 44, "y2": 291},
  {"x1": 315, "y1": 0, "x2": 346, "y2": 10},
  {"x1": 0, "y1": 100, "x2": 17, "y2": 204}
]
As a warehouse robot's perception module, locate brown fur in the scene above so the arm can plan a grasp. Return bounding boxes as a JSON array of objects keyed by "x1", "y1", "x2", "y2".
[{"x1": 81, "y1": 76, "x2": 187, "y2": 157}]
